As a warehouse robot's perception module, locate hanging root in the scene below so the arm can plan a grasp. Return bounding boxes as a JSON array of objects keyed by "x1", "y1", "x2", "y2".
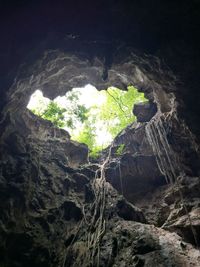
[
  {"x1": 83, "y1": 144, "x2": 114, "y2": 266},
  {"x1": 63, "y1": 143, "x2": 114, "y2": 267},
  {"x1": 145, "y1": 111, "x2": 199, "y2": 247},
  {"x1": 145, "y1": 112, "x2": 179, "y2": 184}
]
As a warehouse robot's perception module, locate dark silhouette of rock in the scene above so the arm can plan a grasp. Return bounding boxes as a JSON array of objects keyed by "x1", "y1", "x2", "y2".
[
  {"x1": 133, "y1": 101, "x2": 157, "y2": 122},
  {"x1": 0, "y1": 0, "x2": 200, "y2": 266}
]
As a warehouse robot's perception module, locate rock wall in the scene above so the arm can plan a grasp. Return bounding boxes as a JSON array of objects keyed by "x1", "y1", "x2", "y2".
[
  {"x1": 0, "y1": 46, "x2": 200, "y2": 266},
  {"x1": 105, "y1": 103, "x2": 200, "y2": 247},
  {"x1": 0, "y1": 1, "x2": 200, "y2": 266},
  {"x1": 0, "y1": 104, "x2": 200, "y2": 266}
]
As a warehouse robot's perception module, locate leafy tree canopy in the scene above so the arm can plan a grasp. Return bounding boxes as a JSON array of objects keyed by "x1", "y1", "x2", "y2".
[
  {"x1": 98, "y1": 86, "x2": 147, "y2": 137},
  {"x1": 28, "y1": 85, "x2": 147, "y2": 157}
]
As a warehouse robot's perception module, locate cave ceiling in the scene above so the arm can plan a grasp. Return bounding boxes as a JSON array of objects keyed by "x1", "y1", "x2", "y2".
[
  {"x1": 0, "y1": 0, "x2": 200, "y2": 136},
  {"x1": 1, "y1": 2, "x2": 200, "y2": 266}
]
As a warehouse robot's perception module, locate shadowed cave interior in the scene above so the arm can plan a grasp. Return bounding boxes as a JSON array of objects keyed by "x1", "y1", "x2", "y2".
[{"x1": 0, "y1": 1, "x2": 200, "y2": 266}]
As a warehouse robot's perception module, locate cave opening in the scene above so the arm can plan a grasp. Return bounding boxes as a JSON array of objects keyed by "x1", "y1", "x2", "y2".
[
  {"x1": 0, "y1": 45, "x2": 200, "y2": 266},
  {"x1": 1, "y1": 0, "x2": 200, "y2": 264},
  {"x1": 27, "y1": 83, "x2": 147, "y2": 158}
]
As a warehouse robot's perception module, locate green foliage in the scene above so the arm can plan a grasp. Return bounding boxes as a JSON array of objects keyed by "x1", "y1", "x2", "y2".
[
  {"x1": 116, "y1": 144, "x2": 125, "y2": 156},
  {"x1": 30, "y1": 90, "x2": 89, "y2": 129},
  {"x1": 29, "y1": 86, "x2": 147, "y2": 157},
  {"x1": 74, "y1": 105, "x2": 89, "y2": 123},
  {"x1": 89, "y1": 147, "x2": 102, "y2": 159},
  {"x1": 41, "y1": 101, "x2": 67, "y2": 128},
  {"x1": 74, "y1": 119, "x2": 102, "y2": 158},
  {"x1": 72, "y1": 86, "x2": 147, "y2": 156},
  {"x1": 98, "y1": 86, "x2": 147, "y2": 137},
  {"x1": 75, "y1": 121, "x2": 95, "y2": 150},
  {"x1": 65, "y1": 91, "x2": 89, "y2": 125}
]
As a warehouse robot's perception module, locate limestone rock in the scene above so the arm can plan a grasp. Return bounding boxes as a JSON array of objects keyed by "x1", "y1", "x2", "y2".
[
  {"x1": 133, "y1": 101, "x2": 157, "y2": 122},
  {"x1": 0, "y1": 2, "x2": 200, "y2": 264}
]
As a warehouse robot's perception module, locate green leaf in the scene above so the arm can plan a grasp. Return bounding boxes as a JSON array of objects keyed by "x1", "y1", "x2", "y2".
[
  {"x1": 116, "y1": 144, "x2": 125, "y2": 156},
  {"x1": 29, "y1": 86, "x2": 148, "y2": 156}
]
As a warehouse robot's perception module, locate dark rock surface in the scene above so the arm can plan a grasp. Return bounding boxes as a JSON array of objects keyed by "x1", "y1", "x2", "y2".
[
  {"x1": 0, "y1": 48, "x2": 200, "y2": 265},
  {"x1": 0, "y1": 106, "x2": 148, "y2": 266},
  {"x1": 104, "y1": 110, "x2": 200, "y2": 246},
  {"x1": 101, "y1": 221, "x2": 200, "y2": 267},
  {"x1": 0, "y1": 1, "x2": 200, "y2": 266},
  {"x1": 133, "y1": 101, "x2": 157, "y2": 122}
]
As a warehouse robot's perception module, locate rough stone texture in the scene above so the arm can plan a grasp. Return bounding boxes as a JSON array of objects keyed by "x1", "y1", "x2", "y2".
[
  {"x1": 101, "y1": 221, "x2": 200, "y2": 267},
  {"x1": 0, "y1": 50, "x2": 200, "y2": 264},
  {"x1": 0, "y1": 107, "x2": 147, "y2": 266},
  {"x1": 103, "y1": 121, "x2": 165, "y2": 202},
  {"x1": 0, "y1": 1, "x2": 200, "y2": 266},
  {"x1": 104, "y1": 110, "x2": 200, "y2": 247},
  {"x1": 133, "y1": 101, "x2": 157, "y2": 122},
  {"x1": 1, "y1": 83, "x2": 200, "y2": 266}
]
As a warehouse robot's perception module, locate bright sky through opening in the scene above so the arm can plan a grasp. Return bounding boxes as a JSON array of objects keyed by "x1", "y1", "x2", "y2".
[{"x1": 27, "y1": 84, "x2": 113, "y2": 146}]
